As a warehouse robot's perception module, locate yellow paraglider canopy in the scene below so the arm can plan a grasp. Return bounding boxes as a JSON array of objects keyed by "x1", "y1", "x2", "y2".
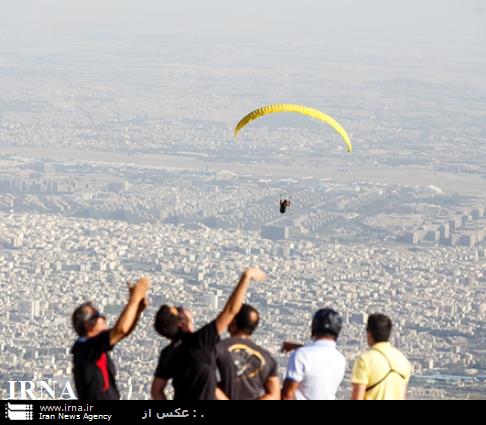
[{"x1": 234, "y1": 104, "x2": 352, "y2": 153}]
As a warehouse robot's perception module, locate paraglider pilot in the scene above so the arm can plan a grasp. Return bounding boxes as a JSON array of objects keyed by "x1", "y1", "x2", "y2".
[{"x1": 280, "y1": 199, "x2": 291, "y2": 214}]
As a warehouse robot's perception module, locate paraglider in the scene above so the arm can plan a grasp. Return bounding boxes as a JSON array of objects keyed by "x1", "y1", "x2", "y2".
[
  {"x1": 233, "y1": 103, "x2": 352, "y2": 153},
  {"x1": 234, "y1": 104, "x2": 352, "y2": 214},
  {"x1": 280, "y1": 198, "x2": 291, "y2": 214}
]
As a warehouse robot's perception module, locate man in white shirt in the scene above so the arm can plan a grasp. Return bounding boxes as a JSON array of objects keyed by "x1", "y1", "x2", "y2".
[{"x1": 282, "y1": 308, "x2": 345, "y2": 400}]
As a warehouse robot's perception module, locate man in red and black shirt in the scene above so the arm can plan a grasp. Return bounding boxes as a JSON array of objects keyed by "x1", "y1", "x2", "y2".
[{"x1": 71, "y1": 277, "x2": 150, "y2": 400}]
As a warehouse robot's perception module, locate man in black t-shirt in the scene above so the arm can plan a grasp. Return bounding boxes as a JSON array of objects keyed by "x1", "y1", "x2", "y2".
[
  {"x1": 216, "y1": 304, "x2": 280, "y2": 400},
  {"x1": 151, "y1": 268, "x2": 266, "y2": 401},
  {"x1": 71, "y1": 277, "x2": 150, "y2": 400}
]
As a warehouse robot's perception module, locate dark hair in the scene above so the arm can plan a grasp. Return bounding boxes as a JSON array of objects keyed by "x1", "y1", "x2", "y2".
[
  {"x1": 311, "y1": 308, "x2": 342, "y2": 340},
  {"x1": 154, "y1": 305, "x2": 181, "y2": 339},
  {"x1": 367, "y1": 314, "x2": 392, "y2": 343},
  {"x1": 234, "y1": 304, "x2": 260, "y2": 335},
  {"x1": 72, "y1": 302, "x2": 92, "y2": 337}
]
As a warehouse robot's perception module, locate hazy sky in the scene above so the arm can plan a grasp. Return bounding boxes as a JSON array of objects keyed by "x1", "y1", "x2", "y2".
[{"x1": 2, "y1": 0, "x2": 485, "y2": 46}]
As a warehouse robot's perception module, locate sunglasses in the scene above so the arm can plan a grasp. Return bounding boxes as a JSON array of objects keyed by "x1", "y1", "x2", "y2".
[{"x1": 85, "y1": 310, "x2": 106, "y2": 325}]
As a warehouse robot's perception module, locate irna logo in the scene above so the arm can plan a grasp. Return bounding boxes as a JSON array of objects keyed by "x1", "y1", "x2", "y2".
[{"x1": 8, "y1": 380, "x2": 76, "y2": 400}]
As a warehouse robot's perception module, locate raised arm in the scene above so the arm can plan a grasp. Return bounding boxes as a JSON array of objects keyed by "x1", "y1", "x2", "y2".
[
  {"x1": 215, "y1": 268, "x2": 266, "y2": 335},
  {"x1": 109, "y1": 277, "x2": 150, "y2": 346}
]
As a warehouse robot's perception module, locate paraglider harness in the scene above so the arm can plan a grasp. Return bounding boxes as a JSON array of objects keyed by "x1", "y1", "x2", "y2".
[{"x1": 365, "y1": 348, "x2": 407, "y2": 393}]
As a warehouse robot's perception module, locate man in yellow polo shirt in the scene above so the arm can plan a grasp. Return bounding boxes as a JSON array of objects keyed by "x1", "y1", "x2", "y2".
[{"x1": 351, "y1": 314, "x2": 411, "y2": 400}]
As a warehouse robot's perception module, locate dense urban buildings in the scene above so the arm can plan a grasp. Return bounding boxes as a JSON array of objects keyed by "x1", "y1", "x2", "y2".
[{"x1": 0, "y1": 33, "x2": 485, "y2": 399}]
